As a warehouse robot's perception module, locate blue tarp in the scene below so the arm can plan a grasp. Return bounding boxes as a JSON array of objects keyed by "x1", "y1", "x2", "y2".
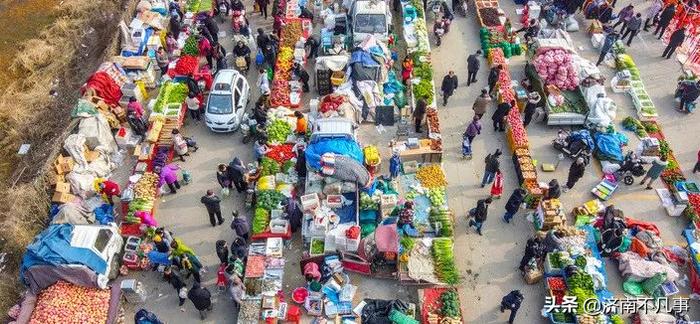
[
  {"x1": 20, "y1": 224, "x2": 108, "y2": 284},
  {"x1": 335, "y1": 192, "x2": 358, "y2": 224},
  {"x1": 94, "y1": 204, "x2": 114, "y2": 225},
  {"x1": 594, "y1": 132, "x2": 624, "y2": 162},
  {"x1": 349, "y1": 50, "x2": 380, "y2": 67},
  {"x1": 305, "y1": 137, "x2": 364, "y2": 170},
  {"x1": 121, "y1": 28, "x2": 154, "y2": 57},
  {"x1": 570, "y1": 130, "x2": 595, "y2": 151}
]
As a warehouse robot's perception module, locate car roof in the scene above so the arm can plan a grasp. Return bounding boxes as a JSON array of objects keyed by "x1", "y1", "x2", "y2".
[{"x1": 212, "y1": 69, "x2": 243, "y2": 93}]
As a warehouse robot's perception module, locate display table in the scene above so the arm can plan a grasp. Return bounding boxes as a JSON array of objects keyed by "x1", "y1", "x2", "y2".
[{"x1": 394, "y1": 140, "x2": 442, "y2": 163}]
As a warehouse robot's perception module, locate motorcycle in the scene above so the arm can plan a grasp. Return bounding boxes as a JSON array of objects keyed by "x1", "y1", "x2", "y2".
[
  {"x1": 231, "y1": 10, "x2": 246, "y2": 34},
  {"x1": 433, "y1": 20, "x2": 446, "y2": 46}
]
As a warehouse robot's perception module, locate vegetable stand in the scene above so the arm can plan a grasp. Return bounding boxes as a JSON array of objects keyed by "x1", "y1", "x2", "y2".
[
  {"x1": 238, "y1": 238, "x2": 290, "y2": 322},
  {"x1": 614, "y1": 48, "x2": 659, "y2": 121},
  {"x1": 418, "y1": 287, "x2": 464, "y2": 324},
  {"x1": 525, "y1": 63, "x2": 588, "y2": 126},
  {"x1": 683, "y1": 229, "x2": 700, "y2": 295}
]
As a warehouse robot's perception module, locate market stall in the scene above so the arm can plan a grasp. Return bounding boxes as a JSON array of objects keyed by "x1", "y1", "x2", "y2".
[
  {"x1": 269, "y1": 18, "x2": 312, "y2": 108},
  {"x1": 418, "y1": 287, "x2": 464, "y2": 324},
  {"x1": 613, "y1": 46, "x2": 659, "y2": 120}
]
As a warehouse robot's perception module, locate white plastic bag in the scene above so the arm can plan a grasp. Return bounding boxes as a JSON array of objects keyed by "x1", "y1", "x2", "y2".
[{"x1": 221, "y1": 187, "x2": 230, "y2": 197}]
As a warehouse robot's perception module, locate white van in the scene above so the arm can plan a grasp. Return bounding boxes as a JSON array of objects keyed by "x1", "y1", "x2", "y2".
[
  {"x1": 205, "y1": 69, "x2": 251, "y2": 132},
  {"x1": 351, "y1": 0, "x2": 392, "y2": 45}
]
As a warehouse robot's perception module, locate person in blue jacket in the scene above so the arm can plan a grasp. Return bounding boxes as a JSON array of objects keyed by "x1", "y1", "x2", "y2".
[
  {"x1": 389, "y1": 152, "x2": 401, "y2": 179},
  {"x1": 596, "y1": 30, "x2": 620, "y2": 66}
]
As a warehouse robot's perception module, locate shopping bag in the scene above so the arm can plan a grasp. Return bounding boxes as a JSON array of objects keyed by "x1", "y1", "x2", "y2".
[
  {"x1": 222, "y1": 187, "x2": 230, "y2": 197},
  {"x1": 255, "y1": 49, "x2": 265, "y2": 66}
]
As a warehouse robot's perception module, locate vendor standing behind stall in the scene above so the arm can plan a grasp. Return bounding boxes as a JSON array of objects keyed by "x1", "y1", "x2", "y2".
[{"x1": 413, "y1": 99, "x2": 427, "y2": 133}]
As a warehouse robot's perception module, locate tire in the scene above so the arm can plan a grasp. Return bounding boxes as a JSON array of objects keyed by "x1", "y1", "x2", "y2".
[
  {"x1": 242, "y1": 135, "x2": 251, "y2": 144},
  {"x1": 623, "y1": 176, "x2": 634, "y2": 185}
]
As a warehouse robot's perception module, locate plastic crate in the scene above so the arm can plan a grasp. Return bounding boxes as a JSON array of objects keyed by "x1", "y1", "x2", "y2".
[
  {"x1": 544, "y1": 253, "x2": 563, "y2": 276},
  {"x1": 301, "y1": 193, "x2": 320, "y2": 210}
]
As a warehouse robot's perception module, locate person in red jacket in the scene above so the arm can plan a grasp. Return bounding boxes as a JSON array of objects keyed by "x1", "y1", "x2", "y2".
[{"x1": 99, "y1": 180, "x2": 121, "y2": 205}]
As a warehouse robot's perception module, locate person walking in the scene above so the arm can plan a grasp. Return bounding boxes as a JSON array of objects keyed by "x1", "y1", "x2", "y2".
[
  {"x1": 441, "y1": 71, "x2": 459, "y2": 106},
  {"x1": 564, "y1": 157, "x2": 587, "y2": 192},
  {"x1": 613, "y1": 5, "x2": 635, "y2": 33},
  {"x1": 488, "y1": 65, "x2": 502, "y2": 94},
  {"x1": 523, "y1": 92, "x2": 541, "y2": 127},
  {"x1": 305, "y1": 36, "x2": 319, "y2": 59},
  {"x1": 519, "y1": 237, "x2": 542, "y2": 271},
  {"x1": 472, "y1": 88, "x2": 491, "y2": 119},
  {"x1": 172, "y1": 129, "x2": 190, "y2": 162},
  {"x1": 164, "y1": 267, "x2": 187, "y2": 309},
  {"x1": 490, "y1": 170, "x2": 504, "y2": 198},
  {"x1": 257, "y1": 68, "x2": 270, "y2": 95},
  {"x1": 215, "y1": 240, "x2": 229, "y2": 264},
  {"x1": 158, "y1": 163, "x2": 181, "y2": 194},
  {"x1": 186, "y1": 92, "x2": 201, "y2": 121},
  {"x1": 413, "y1": 98, "x2": 427, "y2": 133},
  {"x1": 643, "y1": 0, "x2": 663, "y2": 31},
  {"x1": 201, "y1": 190, "x2": 224, "y2": 226},
  {"x1": 482, "y1": 149, "x2": 502, "y2": 187},
  {"x1": 188, "y1": 282, "x2": 213, "y2": 320},
  {"x1": 230, "y1": 211, "x2": 250, "y2": 241},
  {"x1": 492, "y1": 101, "x2": 513, "y2": 132},
  {"x1": 663, "y1": 27, "x2": 686, "y2": 59},
  {"x1": 467, "y1": 50, "x2": 482, "y2": 86},
  {"x1": 694, "y1": 149, "x2": 700, "y2": 173},
  {"x1": 640, "y1": 156, "x2": 668, "y2": 189},
  {"x1": 503, "y1": 188, "x2": 526, "y2": 223},
  {"x1": 596, "y1": 30, "x2": 620, "y2": 66},
  {"x1": 257, "y1": 0, "x2": 269, "y2": 19},
  {"x1": 468, "y1": 197, "x2": 492, "y2": 235},
  {"x1": 229, "y1": 275, "x2": 245, "y2": 311},
  {"x1": 500, "y1": 290, "x2": 524, "y2": 324},
  {"x1": 655, "y1": 4, "x2": 676, "y2": 38},
  {"x1": 217, "y1": 164, "x2": 233, "y2": 190},
  {"x1": 228, "y1": 157, "x2": 248, "y2": 193},
  {"x1": 284, "y1": 197, "x2": 303, "y2": 233},
  {"x1": 464, "y1": 116, "x2": 482, "y2": 144},
  {"x1": 621, "y1": 13, "x2": 643, "y2": 46}
]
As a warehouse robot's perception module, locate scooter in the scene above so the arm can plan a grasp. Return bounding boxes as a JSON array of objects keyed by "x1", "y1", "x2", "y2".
[
  {"x1": 231, "y1": 10, "x2": 246, "y2": 34},
  {"x1": 613, "y1": 152, "x2": 646, "y2": 185},
  {"x1": 433, "y1": 20, "x2": 445, "y2": 46}
]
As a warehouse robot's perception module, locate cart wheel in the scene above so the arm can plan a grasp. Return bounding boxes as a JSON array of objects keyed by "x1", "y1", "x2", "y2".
[{"x1": 623, "y1": 176, "x2": 634, "y2": 185}]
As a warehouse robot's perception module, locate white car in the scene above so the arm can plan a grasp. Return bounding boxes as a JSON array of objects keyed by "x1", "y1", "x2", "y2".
[{"x1": 205, "y1": 69, "x2": 250, "y2": 132}]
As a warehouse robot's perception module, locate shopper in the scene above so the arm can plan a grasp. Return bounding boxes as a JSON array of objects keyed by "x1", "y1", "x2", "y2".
[
  {"x1": 170, "y1": 239, "x2": 203, "y2": 282},
  {"x1": 228, "y1": 157, "x2": 248, "y2": 193},
  {"x1": 153, "y1": 235, "x2": 170, "y2": 253},
  {"x1": 294, "y1": 111, "x2": 307, "y2": 135},
  {"x1": 293, "y1": 62, "x2": 310, "y2": 92},
  {"x1": 171, "y1": 129, "x2": 190, "y2": 162},
  {"x1": 640, "y1": 156, "x2": 669, "y2": 189},
  {"x1": 565, "y1": 157, "x2": 587, "y2": 191},
  {"x1": 164, "y1": 267, "x2": 187, "y2": 308},
  {"x1": 127, "y1": 97, "x2": 145, "y2": 120},
  {"x1": 201, "y1": 190, "x2": 224, "y2": 226},
  {"x1": 198, "y1": 35, "x2": 213, "y2": 68},
  {"x1": 127, "y1": 109, "x2": 147, "y2": 137},
  {"x1": 467, "y1": 50, "x2": 481, "y2": 86},
  {"x1": 621, "y1": 13, "x2": 643, "y2": 46},
  {"x1": 230, "y1": 211, "x2": 250, "y2": 241},
  {"x1": 389, "y1": 152, "x2": 401, "y2": 179},
  {"x1": 401, "y1": 57, "x2": 414, "y2": 85},
  {"x1": 215, "y1": 240, "x2": 229, "y2": 265},
  {"x1": 441, "y1": 70, "x2": 459, "y2": 106},
  {"x1": 464, "y1": 116, "x2": 481, "y2": 144},
  {"x1": 503, "y1": 188, "x2": 526, "y2": 223},
  {"x1": 98, "y1": 180, "x2": 121, "y2": 205},
  {"x1": 643, "y1": 0, "x2": 663, "y2": 31},
  {"x1": 296, "y1": 145, "x2": 307, "y2": 179},
  {"x1": 233, "y1": 40, "x2": 251, "y2": 72},
  {"x1": 596, "y1": 30, "x2": 620, "y2": 66},
  {"x1": 169, "y1": 15, "x2": 181, "y2": 39},
  {"x1": 679, "y1": 80, "x2": 700, "y2": 112},
  {"x1": 545, "y1": 179, "x2": 561, "y2": 200},
  {"x1": 188, "y1": 282, "x2": 213, "y2": 320},
  {"x1": 257, "y1": 0, "x2": 269, "y2": 19},
  {"x1": 413, "y1": 98, "x2": 427, "y2": 133},
  {"x1": 490, "y1": 170, "x2": 504, "y2": 198},
  {"x1": 186, "y1": 92, "x2": 201, "y2": 121},
  {"x1": 694, "y1": 149, "x2": 700, "y2": 173},
  {"x1": 213, "y1": 42, "x2": 227, "y2": 71},
  {"x1": 492, "y1": 101, "x2": 513, "y2": 132},
  {"x1": 519, "y1": 237, "x2": 542, "y2": 271},
  {"x1": 158, "y1": 163, "x2": 181, "y2": 194},
  {"x1": 613, "y1": 5, "x2": 635, "y2": 32},
  {"x1": 283, "y1": 197, "x2": 303, "y2": 232},
  {"x1": 257, "y1": 68, "x2": 270, "y2": 96},
  {"x1": 468, "y1": 197, "x2": 492, "y2": 235},
  {"x1": 217, "y1": 164, "x2": 233, "y2": 190},
  {"x1": 481, "y1": 149, "x2": 501, "y2": 187},
  {"x1": 663, "y1": 27, "x2": 686, "y2": 59},
  {"x1": 655, "y1": 4, "x2": 676, "y2": 38},
  {"x1": 487, "y1": 65, "x2": 502, "y2": 94},
  {"x1": 305, "y1": 36, "x2": 319, "y2": 59},
  {"x1": 229, "y1": 275, "x2": 245, "y2": 310},
  {"x1": 472, "y1": 88, "x2": 492, "y2": 119},
  {"x1": 500, "y1": 290, "x2": 524, "y2": 324},
  {"x1": 514, "y1": 19, "x2": 540, "y2": 42},
  {"x1": 523, "y1": 92, "x2": 541, "y2": 127},
  {"x1": 230, "y1": 237, "x2": 248, "y2": 260}
]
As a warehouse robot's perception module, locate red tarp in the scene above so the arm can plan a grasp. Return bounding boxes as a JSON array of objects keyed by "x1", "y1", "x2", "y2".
[{"x1": 81, "y1": 72, "x2": 123, "y2": 106}]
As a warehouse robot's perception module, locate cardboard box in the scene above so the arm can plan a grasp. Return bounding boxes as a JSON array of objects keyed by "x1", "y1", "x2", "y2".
[
  {"x1": 55, "y1": 181, "x2": 71, "y2": 193},
  {"x1": 52, "y1": 191, "x2": 75, "y2": 204},
  {"x1": 54, "y1": 156, "x2": 75, "y2": 174},
  {"x1": 85, "y1": 149, "x2": 100, "y2": 162},
  {"x1": 47, "y1": 171, "x2": 65, "y2": 185},
  {"x1": 524, "y1": 269, "x2": 543, "y2": 285}
]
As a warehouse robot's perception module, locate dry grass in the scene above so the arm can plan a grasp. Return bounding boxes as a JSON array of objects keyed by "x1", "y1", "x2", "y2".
[{"x1": 0, "y1": 0, "x2": 139, "y2": 318}]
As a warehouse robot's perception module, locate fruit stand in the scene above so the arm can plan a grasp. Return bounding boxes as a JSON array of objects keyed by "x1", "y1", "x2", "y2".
[
  {"x1": 475, "y1": 0, "x2": 522, "y2": 58},
  {"x1": 418, "y1": 287, "x2": 464, "y2": 324},
  {"x1": 269, "y1": 18, "x2": 312, "y2": 108}
]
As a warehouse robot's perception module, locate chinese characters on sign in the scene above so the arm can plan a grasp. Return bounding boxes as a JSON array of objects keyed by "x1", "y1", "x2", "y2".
[{"x1": 544, "y1": 296, "x2": 690, "y2": 315}]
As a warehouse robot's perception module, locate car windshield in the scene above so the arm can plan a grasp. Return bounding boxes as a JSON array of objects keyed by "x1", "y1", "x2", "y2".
[
  {"x1": 207, "y1": 94, "x2": 233, "y2": 114},
  {"x1": 354, "y1": 14, "x2": 386, "y2": 34}
]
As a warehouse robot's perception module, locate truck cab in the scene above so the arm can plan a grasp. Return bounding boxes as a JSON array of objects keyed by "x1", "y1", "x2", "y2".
[
  {"x1": 350, "y1": 0, "x2": 391, "y2": 45},
  {"x1": 310, "y1": 117, "x2": 358, "y2": 142},
  {"x1": 70, "y1": 224, "x2": 124, "y2": 287}
]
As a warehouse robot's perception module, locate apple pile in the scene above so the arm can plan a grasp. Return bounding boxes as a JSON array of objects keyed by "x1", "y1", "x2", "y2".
[
  {"x1": 532, "y1": 48, "x2": 579, "y2": 91},
  {"x1": 29, "y1": 281, "x2": 110, "y2": 324}
]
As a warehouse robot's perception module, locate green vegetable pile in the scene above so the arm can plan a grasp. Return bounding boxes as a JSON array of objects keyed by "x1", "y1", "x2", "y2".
[
  {"x1": 183, "y1": 35, "x2": 200, "y2": 56},
  {"x1": 400, "y1": 236, "x2": 415, "y2": 253},
  {"x1": 642, "y1": 121, "x2": 659, "y2": 133},
  {"x1": 574, "y1": 256, "x2": 587, "y2": 268},
  {"x1": 429, "y1": 207, "x2": 453, "y2": 237},
  {"x1": 622, "y1": 116, "x2": 648, "y2": 137},
  {"x1": 566, "y1": 272, "x2": 597, "y2": 314},
  {"x1": 432, "y1": 238, "x2": 460, "y2": 285},
  {"x1": 253, "y1": 208, "x2": 269, "y2": 234},
  {"x1": 153, "y1": 82, "x2": 189, "y2": 113},
  {"x1": 659, "y1": 139, "x2": 670, "y2": 160},
  {"x1": 609, "y1": 314, "x2": 624, "y2": 324},
  {"x1": 186, "y1": 0, "x2": 202, "y2": 12},
  {"x1": 256, "y1": 190, "x2": 285, "y2": 210},
  {"x1": 281, "y1": 160, "x2": 295, "y2": 173},
  {"x1": 310, "y1": 239, "x2": 325, "y2": 255},
  {"x1": 411, "y1": 51, "x2": 434, "y2": 105},
  {"x1": 267, "y1": 119, "x2": 292, "y2": 143},
  {"x1": 260, "y1": 157, "x2": 281, "y2": 176},
  {"x1": 440, "y1": 290, "x2": 460, "y2": 318},
  {"x1": 360, "y1": 192, "x2": 379, "y2": 210},
  {"x1": 427, "y1": 187, "x2": 446, "y2": 206}
]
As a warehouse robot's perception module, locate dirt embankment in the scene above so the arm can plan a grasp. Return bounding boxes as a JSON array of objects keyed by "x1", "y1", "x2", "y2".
[{"x1": 0, "y1": 0, "x2": 139, "y2": 317}]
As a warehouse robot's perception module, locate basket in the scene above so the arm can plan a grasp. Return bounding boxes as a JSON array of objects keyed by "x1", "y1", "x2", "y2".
[{"x1": 292, "y1": 287, "x2": 309, "y2": 304}]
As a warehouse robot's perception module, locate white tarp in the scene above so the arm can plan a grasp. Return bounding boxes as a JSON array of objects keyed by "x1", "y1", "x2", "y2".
[
  {"x1": 78, "y1": 114, "x2": 117, "y2": 154},
  {"x1": 63, "y1": 134, "x2": 88, "y2": 169},
  {"x1": 66, "y1": 170, "x2": 97, "y2": 198},
  {"x1": 51, "y1": 201, "x2": 95, "y2": 225}
]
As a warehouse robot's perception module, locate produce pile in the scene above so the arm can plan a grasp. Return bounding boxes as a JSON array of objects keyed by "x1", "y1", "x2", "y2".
[
  {"x1": 267, "y1": 118, "x2": 292, "y2": 143},
  {"x1": 565, "y1": 271, "x2": 597, "y2": 314},
  {"x1": 153, "y1": 81, "x2": 189, "y2": 114},
  {"x1": 617, "y1": 54, "x2": 657, "y2": 118},
  {"x1": 260, "y1": 157, "x2": 281, "y2": 176},
  {"x1": 426, "y1": 108, "x2": 440, "y2": 134},
  {"x1": 479, "y1": 28, "x2": 521, "y2": 58},
  {"x1": 256, "y1": 190, "x2": 285, "y2": 212},
  {"x1": 29, "y1": 281, "x2": 111, "y2": 324},
  {"x1": 427, "y1": 187, "x2": 446, "y2": 207},
  {"x1": 270, "y1": 19, "x2": 303, "y2": 108},
  {"x1": 532, "y1": 48, "x2": 579, "y2": 91},
  {"x1": 360, "y1": 192, "x2": 380, "y2": 210},
  {"x1": 432, "y1": 238, "x2": 460, "y2": 285},
  {"x1": 416, "y1": 164, "x2": 447, "y2": 188},
  {"x1": 253, "y1": 208, "x2": 270, "y2": 234},
  {"x1": 174, "y1": 55, "x2": 199, "y2": 76},
  {"x1": 622, "y1": 116, "x2": 648, "y2": 137},
  {"x1": 411, "y1": 51, "x2": 435, "y2": 106},
  {"x1": 425, "y1": 289, "x2": 462, "y2": 324},
  {"x1": 265, "y1": 144, "x2": 296, "y2": 164},
  {"x1": 182, "y1": 35, "x2": 200, "y2": 56},
  {"x1": 363, "y1": 145, "x2": 380, "y2": 166},
  {"x1": 319, "y1": 94, "x2": 346, "y2": 115},
  {"x1": 478, "y1": 7, "x2": 501, "y2": 27},
  {"x1": 429, "y1": 207, "x2": 453, "y2": 237}
]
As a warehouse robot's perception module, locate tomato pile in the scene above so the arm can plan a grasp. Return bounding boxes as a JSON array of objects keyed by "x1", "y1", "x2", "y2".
[
  {"x1": 265, "y1": 143, "x2": 296, "y2": 163},
  {"x1": 174, "y1": 55, "x2": 199, "y2": 76}
]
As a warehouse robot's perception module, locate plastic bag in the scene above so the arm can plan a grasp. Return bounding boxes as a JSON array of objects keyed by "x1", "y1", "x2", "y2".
[
  {"x1": 255, "y1": 49, "x2": 264, "y2": 65},
  {"x1": 121, "y1": 186, "x2": 134, "y2": 202},
  {"x1": 622, "y1": 280, "x2": 644, "y2": 296},
  {"x1": 221, "y1": 187, "x2": 230, "y2": 197}
]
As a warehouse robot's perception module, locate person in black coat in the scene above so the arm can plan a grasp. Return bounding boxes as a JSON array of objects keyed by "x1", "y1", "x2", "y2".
[
  {"x1": 468, "y1": 198, "x2": 492, "y2": 235},
  {"x1": 481, "y1": 149, "x2": 501, "y2": 187},
  {"x1": 488, "y1": 65, "x2": 502, "y2": 93},
  {"x1": 519, "y1": 237, "x2": 542, "y2": 271},
  {"x1": 169, "y1": 16, "x2": 181, "y2": 38},
  {"x1": 492, "y1": 101, "x2": 513, "y2": 132},
  {"x1": 413, "y1": 98, "x2": 427, "y2": 133},
  {"x1": 565, "y1": 157, "x2": 587, "y2": 191},
  {"x1": 215, "y1": 240, "x2": 229, "y2": 264},
  {"x1": 188, "y1": 282, "x2": 213, "y2": 320},
  {"x1": 293, "y1": 63, "x2": 310, "y2": 92},
  {"x1": 500, "y1": 290, "x2": 524, "y2": 324},
  {"x1": 203, "y1": 17, "x2": 219, "y2": 44},
  {"x1": 523, "y1": 92, "x2": 541, "y2": 127},
  {"x1": 467, "y1": 50, "x2": 482, "y2": 86},
  {"x1": 503, "y1": 188, "x2": 526, "y2": 223},
  {"x1": 164, "y1": 267, "x2": 187, "y2": 306},
  {"x1": 680, "y1": 80, "x2": 700, "y2": 112},
  {"x1": 200, "y1": 190, "x2": 224, "y2": 226},
  {"x1": 546, "y1": 179, "x2": 561, "y2": 199},
  {"x1": 663, "y1": 27, "x2": 686, "y2": 59},
  {"x1": 228, "y1": 157, "x2": 248, "y2": 193},
  {"x1": 295, "y1": 146, "x2": 307, "y2": 179},
  {"x1": 655, "y1": 4, "x2": 676, "y2": 38},
  {"x1": 440, "y1": 71, "x2": 458, "y2": 106}
]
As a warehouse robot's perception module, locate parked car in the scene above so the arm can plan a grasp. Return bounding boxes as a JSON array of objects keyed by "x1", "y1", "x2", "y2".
[{"x1": 205, "y1": 69, "x2": 250, "y2": 132}]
